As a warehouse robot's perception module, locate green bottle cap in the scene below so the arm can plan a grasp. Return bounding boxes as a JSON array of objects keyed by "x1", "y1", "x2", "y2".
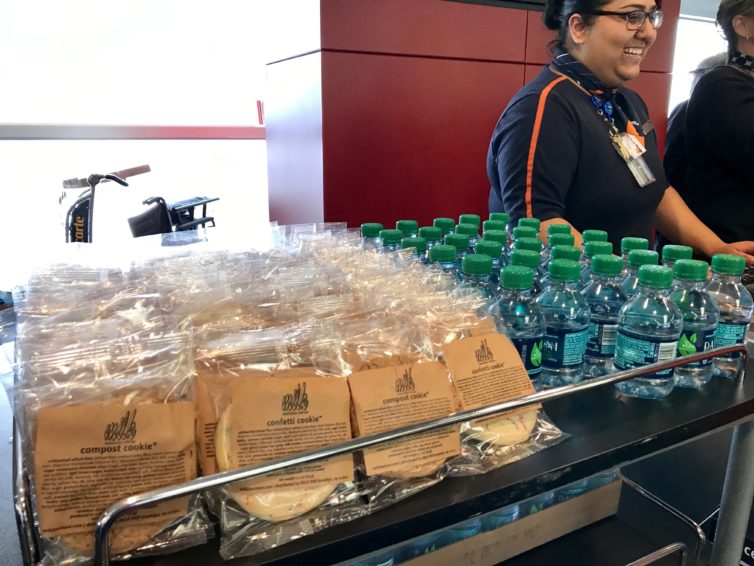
[
  {"x1": 584, "y1": 241, "x2": 613, "y2": 258},
  {"x1": 445, "y1": 233, "x2": 470, "y2": 251},
  {"x1": 433, "y1": 217, "x2": 455, "y2": 235},
  {"x1": 628, "y1": 249, "x2": 659, "y2": 269},
  {"x1": 621, "y1": 237, "x2": 649, "y2": 253},
  {"x1": 482, "y1": 229, "x2": 507, "y2": 245},
  {"x1": 455, "y1": 223, "x2": 479, "y2": 237},
  {"x1": 501, "y1": 265, "x2": 535, "y2": 290},
  {"x1": 462, "y1": 253, "x2": 493, "y2": 275},
  {"x1": 547, "y1": 223, "x2": 572, "y2": 236},
  {"x1": 396, "y1": 220, "x2": 419, "y2": 235},
  {"x1": 361, "y1": 223, "x2": 384, "y2": 238},
  {"x1": 549, "y1": 233, "x2": 575, "y2": 247},
  {"x1": 475, "y1": 239, "x2": 503, "y2": 259},
  {"x1": 401, "y1": 236, "x2": 427, "y2": 254},
  {"x1": 591, "y1": 254, "x2": 623, "y2": 276},
  {"x1": 662, "y1": 245, "x2": 693, "y2": 263},
  {"x1": 429, "y1": 244, "x2": 457, "y2": 264},
  {"x1": 551, "y1": 245, "x2": 581, "y2": 262},
  {"x1": 509, "y1": 249, "x2": 541, "y2": 270},
  {"x1": 459, "y1": 214, "x2": 481, "y2": 228},
  {"x1": 711, "y1": 254, "x2": 746, "y2": 276},
  {"x1": 483, "y1": 220, "x2": 507, "y2": 233},
  {"x1": 582, "y1": 229, "x2": 608, "y2": 243},
  {"x1": 513, "y1": 226, "x2": 538, "y2": 240},
  {"x1": 638, "y1": 264, "x2": 673, "y2": 288},
  {"x1": 518, "y1": 218, "x2": 541, "y2": 231},
  {"x1": 674, "y1": 259, "x2": 709, "y2": 281},
  {"x1": 418, "y1": 226, "x2": 442, "y2": 243},
  {"x1": 380, "y1": 229, "x2": 403, "y2": 245},
  {"x1": 548, "y1": 259, "x2": 581, "y2": 282},
  {"x1": 489, "y1": 212, "x2": 510, "y2": 224},
  {"x1": 515, "y1": 237, "x2": 543, "y2": 253}
]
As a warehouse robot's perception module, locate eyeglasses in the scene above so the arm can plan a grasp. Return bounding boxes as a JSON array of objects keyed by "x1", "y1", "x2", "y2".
[{"x1": 585, "y1": 8, "x2": 664, "y2": 30}]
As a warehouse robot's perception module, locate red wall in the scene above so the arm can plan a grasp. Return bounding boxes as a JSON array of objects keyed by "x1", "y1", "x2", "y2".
[{"x1": 266, "y1": 0, "x2": 680, "y2": 228}]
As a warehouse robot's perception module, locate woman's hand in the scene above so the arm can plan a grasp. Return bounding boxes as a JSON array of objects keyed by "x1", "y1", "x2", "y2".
[{"x1": 714, "y1": 241, "x2": 754, "y2": 264}]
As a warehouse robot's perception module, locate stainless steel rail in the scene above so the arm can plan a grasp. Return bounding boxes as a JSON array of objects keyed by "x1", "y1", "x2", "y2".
[
  {"x1": 625, "y1": 542, "x2": 688, "y2": 566},
  {"x1": 82, "y1": 345, "x2": 750, "y2": 565}
]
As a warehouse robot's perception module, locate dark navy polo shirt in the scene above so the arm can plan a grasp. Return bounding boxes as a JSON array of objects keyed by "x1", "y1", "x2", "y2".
[{"x1": 487, "y1": 66, "x2": 668, "y2": 251}]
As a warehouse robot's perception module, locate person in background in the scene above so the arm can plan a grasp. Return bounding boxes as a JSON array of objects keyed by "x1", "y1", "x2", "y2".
[
  {"x1": 680, "y1": 0, "x2": 754, "y2": 244},
  {"x1": 663, "y1": 52, "x2": 727, "y2": 191},
  {"x1": 486, "y1": 0, "x2": 754, "y2": 262}
]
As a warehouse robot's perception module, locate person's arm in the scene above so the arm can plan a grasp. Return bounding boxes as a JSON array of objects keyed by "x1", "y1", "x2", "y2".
[{"x1": 654, "y1": 187, "x2": 754, "y2": 262}]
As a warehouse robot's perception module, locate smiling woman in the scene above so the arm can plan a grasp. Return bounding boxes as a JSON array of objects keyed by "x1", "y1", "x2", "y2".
[{"x1": 487, "y1": 0, "x2": 754, "y2": 263}]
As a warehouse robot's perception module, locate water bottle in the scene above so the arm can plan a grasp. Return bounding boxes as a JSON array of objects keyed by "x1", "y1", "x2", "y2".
[
  {"x1": 662, "y1": 244, "x2": 693, "y2": 272},
  {"x1": 481, "y1": 504, "x2": 520, "y2": 531},
  {"x1": 379, "y1": 229, "x2": 403, "y2": 252},
  {"x1": 483, "y1": 219, "x2": 507, "y2": 234},
  {"x1": 512, "y1": 236, "x2": 543, "y2": 263},
  {"x1": 614, "y1": 265, "x2": 683, "y2": 399},
  {"x1": 670, "y1": 259, "x2": 720, "y2": 388},
  {"x1": 555, "y1": 478, "x2": 589, "y2": 502},
  {"x1": 706, "y1": 254, "x2": 754, "y2": 379},
  {"x1": 418, "y1": 226, "x2": 442, "y2": 254},
  {"x1": 433, "y1": 217, "x2": 455, "y2": 237},
  {"x1": 455, "y1": 223, "x2": 480, "y2": 251},
  {"x1": 482, "y1": 229, "x2": 510, "y2": 265},
  {"x1": 360, "y1": 222, "x2": 384, "y2": 249},
  {"x1": 445, "y1": 233, "x2": 471, "y2": 271},
  {"x1": 518, "y1": 217, "x2": 541, "y2": 233},
  {"x1": 459, "y1": 213, "x2": 481, "y2": 231},
  {"x1": 620, "y1": 237, "x2": 649, "y2": 278},
  {"x1": 401, "y1": 236, "x2": 428, "y2": 264},
  {"x1": 547, "y1": 223, "x2": 572, "y2": 236},
  {"x1": 581, "y1": 229, "x2": 608, "y2": 248},
  {"x1": 536, "y1": 259, "x2": 591, "y2": 387},
  {"x1": 396, "y1": 219, "x2": 418, "y2": 238},
  {"x1": 542, "y1": 245, "x2": 581, "y2": 289},
  {"x1": 488, "y1": 212, "x2": 511, "y2": 238},
  {"x1": 583, "y1": 254, "x2": 627, "y2": 377},
  {"x1": 509, "y1": 249, "x2": 545, "y2": 295},
  {"x1": 579, "y1": 241, "x2": 613, "y2": 290},
  {"x1": 429, "y1": 244, "x2": 459, "y2": 278},
  {"x1": 437, "y1": 517, "x2": 482, "y2": 548},
  {"x1": 459, "y1": 253, "x2": 495, "y2": 299},
  {"x1": 621, "y1": 250, "x2": 659, "y2": 298},
  {"x1": 493, "y1": 266, "x2": 545, "y2": 388},
  {"x1": 512, "y1": 226, "x2": 538, "y2": 242},
  {"x1": 542, "y1": 233, "x2": 575, "y2": 268},
  {"x1": 475, "y1": 239, "x2": 504, "y2": 285}
]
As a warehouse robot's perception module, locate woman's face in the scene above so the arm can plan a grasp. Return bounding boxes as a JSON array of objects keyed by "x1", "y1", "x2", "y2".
[{"x1": 570, "y1": 1, "x2": 659, "y2": 87}]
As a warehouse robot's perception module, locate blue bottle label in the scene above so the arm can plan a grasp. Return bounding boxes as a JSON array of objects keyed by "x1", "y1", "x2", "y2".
[
  {"x1": 614, "y1": 329, "x2": 678, "y2": 379},
  {"x1": 676, "y1": 327, "x2": 716, "y2": 367},
  {"x1": 510, "y1": 335, "x2": 544, "y2": 377},
  {"x1": 714, "y1": 322, "x2": 749, "y2": 359},
  {"x1": 541, "y1": 327, "x2": 589, "y2": 369},
  {"x1": 586, "y1": 321, "x2": 618, "y2": 358}
]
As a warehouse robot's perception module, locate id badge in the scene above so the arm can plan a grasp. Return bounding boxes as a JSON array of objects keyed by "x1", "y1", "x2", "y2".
[{"x1": 611, "y1": 132, "x2": 655, "y2": 188}]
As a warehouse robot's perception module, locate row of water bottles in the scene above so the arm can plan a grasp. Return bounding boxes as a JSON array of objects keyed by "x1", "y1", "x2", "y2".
[{"x1": 361, "y1": 214, "x2": 754, "y2": 400}]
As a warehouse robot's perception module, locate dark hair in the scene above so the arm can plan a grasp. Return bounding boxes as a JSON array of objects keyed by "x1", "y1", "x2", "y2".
[
  {"x1": 543, "y1": 0, "x2": 620, "y2": 49},
  {"x1": 717, "y1": 0, "x2": 754, "y2": 54}
]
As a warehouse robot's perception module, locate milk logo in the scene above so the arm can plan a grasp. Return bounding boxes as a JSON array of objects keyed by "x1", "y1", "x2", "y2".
[
  {"x1": 104, "y1": 410, "x2": 137, "y2": 443},
  {"x1": 282, "y1": 383, "x2": 309, "y2": 414},
  {"x1": 395, "y1": 368, "x2": 416, "y2": 394},
  {"x1": 475, "y1": 339, "x2": 495, "y2": 364}
]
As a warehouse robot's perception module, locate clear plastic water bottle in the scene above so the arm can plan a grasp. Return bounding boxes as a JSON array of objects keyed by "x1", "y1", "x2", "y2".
[
  {"x1": 620, "y1": 237, "x2": 649, "y2": 278},
  {"x1": 662, "y1": 244, "x2": 693, "y2": 272},
  {"x1": 536, "y1": 259, "x2": 591, "y2": 387},
  {"x1": 437, "y1": 517, "x2": 482, "y2": 548},
  {"x1": 615, "y1": 265, "x2": 683, "y2": 399},
  {"x1": 542, "y1": 245, "x2": 581, "y2": 289},
  {"x1": 547, "y1": 223, "x2": 572, "y2": 236},
  {"x1": 581, "y1": 229, "x2": 609, "y2": 259},
  {"x1": 401, "y1": 236, "x2": 428, "y2": 263},
  {"x1": 493, "y1": 266, "x2": 545, "y2": 388},
  {"x1": 459, "y1": 213, "x2": 481, "y2": 231},
  {"x1": 475, "y1": 239, "x2": 504, "y2": 285},
  {"x1": 488, "y1": 212, "x2": 511, "y2": 238},
  {"x1": 512, "y1": 236, "x2": 543, "y2": 258},
  {"x1": 481, "y1": 504, "x2": 520, "y2": 531},
  {"x1": 455, "y1": 223, "x2": 480, "y2": 251},
  {"x1": 518, "y1": 217, "x2": 541, "y2": 233},
  {"x1": 418, "y1": 226, "x2": 442, "y2": 254},
  {"x1": 512, "y1": 226, "x2": 538, "y2": 242},
  {"x1": 670, "y1": 259, "x2": 720, "y2": 388},
  {"x1": 586, "y1": 468, "x2": 619, "y2": 491},
  {"x1": 555, "y1": 478, "x2": 589, "y2": 502},
  {"x1": 379, "y1": 229, "x2": 403, "y2": 252},
  {"x1": 706, "y1": 254, "x2": 754, "y2": 378},
  {"x1": 483, "y1": 219, "x2": 507, "y2": 234},
  {"x1": 445, "y1": 233, "x2": 470, "y2": 271},
  {"x1": 482, "y1": 229, "x2": 509, "y2": 266},
  {"x1": 509, "y1": 249, "x2": 545, "y2": 295},
  {"x1": 579, "y1": 241, "x2": 613, "y2": 290},
  {"x1": 621, "y1": 250, "x2": 659, "y2": 298},
  {"x1": 360, "y1": 222, "x2": 384, "y2": 249},
  {"x1": 396, "y1": 219, "x2": 418, "y2": 238},
  {"x1": 433, "y1": 217, "x2": 455, "y2": 237},
  {"x1": 583, "y1": 254, "x2": 627, "y2": 377},
  {"x1": 429, "y1": 244, "x2": 459, "y2": 278},
  {"x1": 542, "y1": 233, "x2": 575, "y2": 268},
  {"x1": 459, "y1": 253, "x2": 495, "y2": 299}
]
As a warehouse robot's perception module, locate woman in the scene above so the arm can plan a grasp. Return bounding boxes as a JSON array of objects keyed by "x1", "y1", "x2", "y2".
[
  {"x1": 681, "y1": 0, "x2": 754, "y2": 244},
  {"x1": 486, "y1": 0, "x2": 754, "y2": 261}
]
